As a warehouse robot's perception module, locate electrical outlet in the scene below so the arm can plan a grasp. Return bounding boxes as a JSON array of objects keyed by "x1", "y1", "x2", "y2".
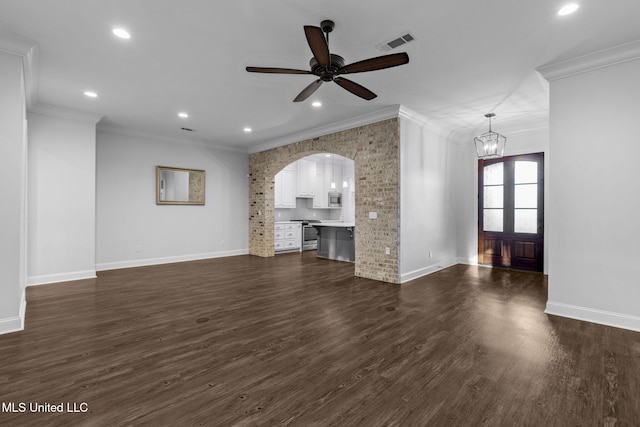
[
  {"x1": 277, "y1": 212, "x2": 281, "y2": 218},
  {"x1": 429, "y1": 251, "x2": 433, "y2": 258},
  {"x1": 135, "y1": 245, "x2": 142, "y2": 252},
  {"x1": 220, "y1": 240, "x2": 225, "y2": 246},
  {"x1": 369, "y1": 212, "x2": 378, "y2": 219},
  {"x1": 385, "y1": 247, "x2": 390, "y2": 255}
]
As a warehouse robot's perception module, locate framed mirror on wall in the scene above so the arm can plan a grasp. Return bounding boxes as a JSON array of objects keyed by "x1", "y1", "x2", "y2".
[{"x1": 156, "y1": 166, "x2": 205, "y2": 205}]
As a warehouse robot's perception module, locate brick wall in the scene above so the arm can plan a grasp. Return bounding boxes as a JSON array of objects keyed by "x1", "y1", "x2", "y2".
[{"x1": 249, "y1": 118, "x2": 400, "y2": 283}]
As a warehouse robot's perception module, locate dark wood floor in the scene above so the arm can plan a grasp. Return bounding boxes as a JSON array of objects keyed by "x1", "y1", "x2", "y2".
[{"x1": 1, "y1": 252, "x2": 639, "y2": 426}]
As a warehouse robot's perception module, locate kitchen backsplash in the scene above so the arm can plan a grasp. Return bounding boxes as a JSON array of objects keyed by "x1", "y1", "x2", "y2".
[{"x1": 275, "y1": 198, "x2": 342, "y2": 221}]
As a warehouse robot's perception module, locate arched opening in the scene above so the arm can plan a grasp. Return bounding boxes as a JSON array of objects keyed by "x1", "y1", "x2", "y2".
[
  {"x1": 274, "y1": 153, "x2": 355, "y2": 259},
  {"x1": 248, "y1": 117, "x2": 401, "y2": 284}
]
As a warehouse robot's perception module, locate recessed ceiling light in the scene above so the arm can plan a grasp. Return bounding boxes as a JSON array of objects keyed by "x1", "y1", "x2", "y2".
[
  {"x1": 178, "y1": 112, "x2": 189, "y2": 118},
  {"x1": 112, "y1": 28, "x2": 131, "y2": 39},
  {"x1": 243, "y1": 127, "x2": 252, "y2": 133},
  {"x1": 312, "y1": 101, "x2": 322, "y2": 108},
  {"x1": 558, "y1": 3, "x2": 579, "y2": 16},
  {"x1": 84, "y1": 91, "x2": 98, "y2": 98}
]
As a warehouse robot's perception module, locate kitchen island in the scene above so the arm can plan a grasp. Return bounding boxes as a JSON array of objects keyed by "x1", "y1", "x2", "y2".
[{"x1": 313, "y1": 223, "x2": 355, "y2": 262}]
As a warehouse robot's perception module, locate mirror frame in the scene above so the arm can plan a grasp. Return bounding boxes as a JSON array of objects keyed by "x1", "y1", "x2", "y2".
[{"x1": 156, "y1": 166, "x2": 206, "y2": 205}]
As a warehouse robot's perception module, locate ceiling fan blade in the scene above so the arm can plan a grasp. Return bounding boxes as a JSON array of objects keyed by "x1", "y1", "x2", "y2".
[
  {"x1": 304, "y1": 26, "x2": 330, "y2": 67},
  {"x1": 246, "y1": 66, "x2": 311, "y2": 75},
  {"x1": 293, "y1": 79, "x2": 323, "y2": 102},
  {"x1": 338, "y1": 52, "x2": 409, "y2": 74},
  {"x1": 334, "y1": 77, "x2": 377, "y2": 100}
]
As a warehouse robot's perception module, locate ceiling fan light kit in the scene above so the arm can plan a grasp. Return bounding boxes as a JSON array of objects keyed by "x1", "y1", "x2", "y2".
[
  {"x1": 474, "y1": 113, "x2": 507, "y2": 159},
  {"x1": 246, "y1": 19, "x2": 409, "y2": 102}
]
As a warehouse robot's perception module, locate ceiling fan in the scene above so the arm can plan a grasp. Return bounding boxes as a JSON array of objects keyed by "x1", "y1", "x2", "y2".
[{"x1": 246, "y1": 20, "x2": 409, "y2": 102}]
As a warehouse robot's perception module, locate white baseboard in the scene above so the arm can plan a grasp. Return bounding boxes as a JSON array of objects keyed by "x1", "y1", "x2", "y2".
[
  {"x1": 545, "y1": 301, "x2": 640, "y2": 333},
  {"x1": 20, "y1": 288, "x2": 26, "y2": 329},
  {"x1": 27, "y1": 270, "x2": 97, "y2": 286},
  {"x1": 0, "y1": 289, "x2": 26, "y2": 335},
  {"x1": 0, "y1": 316, "x2": 23, "y2": 335},
  {"x1": 96, "y1": 249, "x2": 250, "y2": 272},
  {"x1": 400, "y1": 258, "x2": 459, "y2": 283}
]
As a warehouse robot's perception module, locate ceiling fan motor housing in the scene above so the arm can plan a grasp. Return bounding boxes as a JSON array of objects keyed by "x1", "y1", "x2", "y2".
[{"x1": 310, "y1": 54, "x2": 345, "y2": 81}]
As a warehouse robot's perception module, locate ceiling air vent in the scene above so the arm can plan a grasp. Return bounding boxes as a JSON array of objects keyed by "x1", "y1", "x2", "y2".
[{"x1": 377, "y1": 32, "x2": 415, "y2": 52}]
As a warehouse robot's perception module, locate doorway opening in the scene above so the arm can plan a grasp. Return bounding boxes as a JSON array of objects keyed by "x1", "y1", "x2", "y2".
[
  {"x1": 478, "y1": 153, "x2": 544, "y2": 272},
  {"x1": 274, "y1": 153, "x2": 355, "y2": 257}
]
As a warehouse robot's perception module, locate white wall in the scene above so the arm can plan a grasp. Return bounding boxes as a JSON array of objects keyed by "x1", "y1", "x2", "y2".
[
  {"x1": 399, "y1": 114, "x2": 458, "y2": 282},
  {"x1": 450, "y1": 137, "x2": 477, "y2": 265},
  {"x1": 96, "y1": 130, "x2": 249, "y2": 270},
  {"x1": 543, "y1": 56, "x2": 640, "y2": 331},
  {"x1": 453, "y1": 125, "x2": 550, "y2": 273},
  {"x1": 0, "y1": 50, "x2": 27, "y2": 334},
  {"x1": 27, "y1": 107, "x2": 100, "y2": 285}
]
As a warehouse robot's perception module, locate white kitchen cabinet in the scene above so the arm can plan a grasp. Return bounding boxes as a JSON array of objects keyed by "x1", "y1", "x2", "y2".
[
  {"x1": 274, "y1": 222, "x2": 301, "y2": 252},
  {"x1": 313, "y1": 160, "x2": 343, "y2": 208},
  {"x1": 274, "y1": 223, "x2": 285, "y2": 250},
  {"x1": 330, "y1": 162, "x2": 343, "y2": 194},
  {"x1": 297, "y1": 158, "x2": 316, "y2": 197},
  {"x1": 274, "y1": 165, "x2": 296, "y2": 208},
  {"x1": 313, "y1": 167, "x2": 325, "y2": 208}
]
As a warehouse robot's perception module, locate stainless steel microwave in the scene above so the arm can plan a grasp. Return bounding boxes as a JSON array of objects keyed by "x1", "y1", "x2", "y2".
[{"x1": 328, "y1": 191, "x2": 341, "y2": 207}]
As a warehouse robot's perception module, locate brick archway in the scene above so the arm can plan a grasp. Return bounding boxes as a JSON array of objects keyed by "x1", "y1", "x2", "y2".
[{"x1": 248, "y1": 118, "x2": 401, "y2": 283}]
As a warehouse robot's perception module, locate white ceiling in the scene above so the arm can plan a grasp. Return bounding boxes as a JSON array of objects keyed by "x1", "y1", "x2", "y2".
[{"x1": 2, "y1": 0, "x2": 639, "y2": 151}]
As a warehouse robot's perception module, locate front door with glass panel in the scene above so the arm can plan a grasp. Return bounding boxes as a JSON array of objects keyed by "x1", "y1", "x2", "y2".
[{"x1": 478, "y1": 153, "x2": 544, "y2": 272}]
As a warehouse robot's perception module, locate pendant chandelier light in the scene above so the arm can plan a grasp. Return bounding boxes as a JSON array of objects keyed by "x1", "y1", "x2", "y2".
[{"x1": 474, "y1": 113, "x2": 506, "y2": 159}]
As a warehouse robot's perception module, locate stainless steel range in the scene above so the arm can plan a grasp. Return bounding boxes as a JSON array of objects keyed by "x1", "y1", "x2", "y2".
[{"x1": 291, "y1": 219, "x2": 321, "y2": 250}]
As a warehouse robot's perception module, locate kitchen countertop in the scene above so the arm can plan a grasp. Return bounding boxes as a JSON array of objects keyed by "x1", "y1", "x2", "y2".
[{"x1": 311, "y1": 222, "x2": 355, "y2": 227}]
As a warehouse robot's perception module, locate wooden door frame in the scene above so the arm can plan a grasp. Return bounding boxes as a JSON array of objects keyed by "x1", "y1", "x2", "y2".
[{"x1": 478, "y1": 152, "x2": 544, "y2": 272}]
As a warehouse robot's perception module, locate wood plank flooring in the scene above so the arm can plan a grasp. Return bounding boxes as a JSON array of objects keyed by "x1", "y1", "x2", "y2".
[{"x1": 1, "y1": 252, "x2": 639, "y2": 426}]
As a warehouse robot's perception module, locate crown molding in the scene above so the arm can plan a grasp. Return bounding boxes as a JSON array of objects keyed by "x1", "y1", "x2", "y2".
[
  {"x1": 23, "y1": 44, "x2": 39, "y2": 108},
  {"x1": 537, "y1": 39, "x2": 640, "y2": 82},
  {"x1": 28, "y1": 102, "x2": 103, "y2": 124},
  {"x1": 0, "y1": 32, "x2": 35, "y2": 56},
  {"x1": 398, "y1": 105, "x2": 452, "y2": 137},
  {"x1": 96, "y1": 123, "x2": 247, "y2": 154},
  {"x1": 248, "y1": 105, "x2": 402, "y2": 154},
  {"x1": 0, "y1": 32, "x2": 39, "y2": 108},
  {"x1": 398, "y1": 105, "x2": 429, "y2": 126}
]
